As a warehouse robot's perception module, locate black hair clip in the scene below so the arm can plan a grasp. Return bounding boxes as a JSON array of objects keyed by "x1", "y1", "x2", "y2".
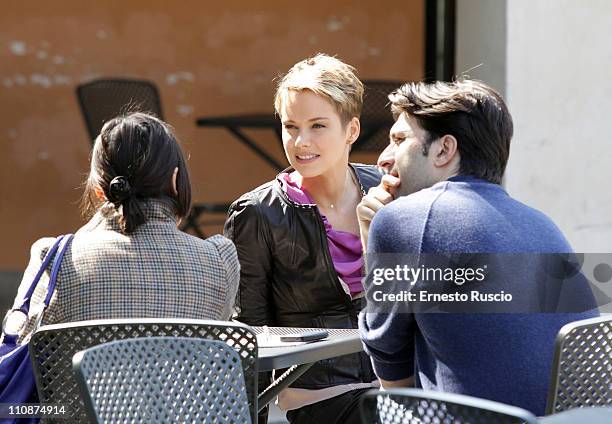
[{"x1": 108, "y1": 176, "x2": 131, "y2": 203}]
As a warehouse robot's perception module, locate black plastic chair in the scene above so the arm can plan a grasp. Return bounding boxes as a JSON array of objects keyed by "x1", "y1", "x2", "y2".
[
  {"x1": 546, "y1": 314, "x2": 612, "y2": 414},
  {"x1": 76, "y1": 77, "x2": 229, "y2": 238},
  {"x1": 73, "y1": 337, "x2": 252, "y2": 423},
  {"x1": 30, "y1": 318, "x2": 259, "y2": 423},
  {"x1": 360, "y1": 388, "x2": 539, "y2": 424},
  {"x1": 76, "y1": 78, "x2": 164, "y2": 143},
  {"x1": 353, "y1": 80, "x2": 402, "y2": 153},
  {"x1": 361, "y1": 388, "x2": 612, "y2": 424}
]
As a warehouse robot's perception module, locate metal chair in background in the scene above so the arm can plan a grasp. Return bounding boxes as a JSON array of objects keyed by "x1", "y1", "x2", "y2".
[
  {"x1": 546, "y1": 314, "x2": 612, "y2": 414},
  {"x1": 29, "y1": 318, "x2": 258, "y2": 423},
  {"x1": 183, "y1": 202, "x2": 232, "y2": 239},
  {"x1": 76, "y1": 78, "x2": 229, "y2": 238},
  {"x1": 73, "y1": 336, "x2": 252, "y2": 424},
  {"x1": 360, "y1": 388, "x2": 539, "y2": 424},
  {"x1": 76, "y1": 78, "x2": 163, "y2": 143}
]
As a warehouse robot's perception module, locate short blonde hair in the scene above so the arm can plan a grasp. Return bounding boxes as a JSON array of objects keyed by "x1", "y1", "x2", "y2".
[{"x1": 274, "y1": 53, "x2": 364, "y2": 124}]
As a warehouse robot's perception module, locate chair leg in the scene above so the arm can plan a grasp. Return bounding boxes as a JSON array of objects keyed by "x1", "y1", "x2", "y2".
[
  {"x1": 180, "y1": 212, "x2": 207, "y2": 239},
  {"x1": 180, "y1": 203, "x2": 231, "y2": 239}
]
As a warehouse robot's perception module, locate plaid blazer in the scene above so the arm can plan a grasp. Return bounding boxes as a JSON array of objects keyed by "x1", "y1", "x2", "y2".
[{"x1": 11, "y1": 199, "x2": 239, "y2": 341}]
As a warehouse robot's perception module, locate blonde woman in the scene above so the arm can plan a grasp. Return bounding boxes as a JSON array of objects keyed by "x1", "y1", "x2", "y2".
[{"x1": 225, "y1": 54, "x2": 381, "y2": 424}]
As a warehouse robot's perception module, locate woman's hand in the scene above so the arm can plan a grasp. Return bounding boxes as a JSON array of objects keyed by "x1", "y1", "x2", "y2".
[{"x1": 356, "y1": 174, "x2": 401, "y2": 250}]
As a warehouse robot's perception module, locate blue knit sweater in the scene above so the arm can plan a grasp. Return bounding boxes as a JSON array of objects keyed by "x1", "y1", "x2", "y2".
[{"x1": 358, "y1": 175, "x2": 598, "y2": 415}]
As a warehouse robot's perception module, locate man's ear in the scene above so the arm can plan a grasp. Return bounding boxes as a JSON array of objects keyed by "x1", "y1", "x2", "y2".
[
  {"x1": 346, "y1": 117, "x2": 361, "y2": 146},
  {"x1": 433, "y1": 134, "x2": 458, "y2": 168}
]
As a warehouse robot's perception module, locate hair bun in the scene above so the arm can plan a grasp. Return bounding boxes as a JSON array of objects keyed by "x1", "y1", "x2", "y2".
[{"x1": 108, "y1": 176, "x2": 131, "y2": 203}]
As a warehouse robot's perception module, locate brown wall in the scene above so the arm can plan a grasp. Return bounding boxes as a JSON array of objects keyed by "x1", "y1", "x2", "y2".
[{"x1": 0, "y1": 1, "x2": 424, "y2": 271}]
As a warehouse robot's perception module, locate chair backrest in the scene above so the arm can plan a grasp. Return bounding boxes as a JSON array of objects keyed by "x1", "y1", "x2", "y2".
[
  {"x1": 360, "y1": 388, "x2": 539, "y2": 424},
  {"x1": 29, "y1": 319, "x2": 258, "y2": 423},
  {"x1": 546, "y1": 314, "x2": 612, "y2": 414},
  {"x1": 73, "y1": 337, "x2": 251, "y2": 424},
  {"x1": 354, "y1": 80, "x2": 401, "y2": 153},
  {"x1": 76, "y1": 78, "x2": 163, "y2": 142}
]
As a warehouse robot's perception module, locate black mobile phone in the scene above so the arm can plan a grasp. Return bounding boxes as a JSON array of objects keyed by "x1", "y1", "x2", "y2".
[{"x1": 279, "y1": 330, "x2": 329, "y2": 342}]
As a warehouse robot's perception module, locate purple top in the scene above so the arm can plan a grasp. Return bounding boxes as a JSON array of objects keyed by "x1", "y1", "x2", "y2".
[{"x1": 279, "y1": 171, "x2": 364, "y2": 296}]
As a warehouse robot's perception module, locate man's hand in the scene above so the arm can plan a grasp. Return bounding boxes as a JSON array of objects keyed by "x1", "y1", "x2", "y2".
[{"x1": 357, "y1": 174, "x2": 401, "y2": 250}]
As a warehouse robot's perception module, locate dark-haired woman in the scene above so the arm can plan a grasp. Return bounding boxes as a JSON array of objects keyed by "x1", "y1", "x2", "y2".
[{"x1": 7, "y1": 112, "x2": 239, "y2": 341}]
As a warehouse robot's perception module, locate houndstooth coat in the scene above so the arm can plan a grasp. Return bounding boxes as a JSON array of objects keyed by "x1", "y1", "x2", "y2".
[{"x1": 9, "y1": 199, "x2": 239, "y2": 341}]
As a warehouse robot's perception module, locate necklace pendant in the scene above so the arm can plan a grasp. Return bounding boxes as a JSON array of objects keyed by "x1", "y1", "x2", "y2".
[{"x1": 330, "y1": 204, "x2": 334, "y2": 209}]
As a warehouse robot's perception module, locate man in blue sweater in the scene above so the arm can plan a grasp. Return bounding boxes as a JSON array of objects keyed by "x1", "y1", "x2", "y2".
[{"x1": 356, "y1": 79, "x2": 598, "y2": 416}]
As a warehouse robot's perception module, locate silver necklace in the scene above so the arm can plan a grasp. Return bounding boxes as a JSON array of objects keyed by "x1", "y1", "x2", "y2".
[{"x1": 328, "y1": 169, "x2": 359, "y2": 209}]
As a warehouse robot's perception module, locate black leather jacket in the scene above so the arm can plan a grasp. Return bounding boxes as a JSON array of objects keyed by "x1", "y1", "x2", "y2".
[{"x1": 224, "y1": 164, "x2": 381, "y2": 389}]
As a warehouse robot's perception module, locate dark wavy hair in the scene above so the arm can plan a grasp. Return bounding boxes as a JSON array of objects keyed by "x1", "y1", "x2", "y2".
[
  {"x1": 81, "y1": 112, "x2": 192, "y2": 233},
  {"x1": 389, "y1": 78, "x2": 513, "y2": 184}
]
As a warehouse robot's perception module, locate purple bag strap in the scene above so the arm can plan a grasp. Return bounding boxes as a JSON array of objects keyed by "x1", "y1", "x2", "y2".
[
  {"x1": 16, "y1": 235, "x2": 65, "y2": 314},
  {"x1": 43, "y1": 234, "x2": 74, "y2": 306}
]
